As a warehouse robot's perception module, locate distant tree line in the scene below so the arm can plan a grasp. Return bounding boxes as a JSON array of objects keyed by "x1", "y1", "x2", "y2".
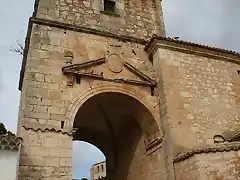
[{"x1": 0, "y1": 123, "x2": 13, "y2": 135}]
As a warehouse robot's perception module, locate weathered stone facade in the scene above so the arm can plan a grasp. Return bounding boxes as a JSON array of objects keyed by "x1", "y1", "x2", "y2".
[
  {"x1": 35, "y1": 0, "x2": 165, "y2": 39},
  {"x1": 145, "y1": 37, "x2": 240, "y2": 180},
  {"x1": 17, "y1": 0, "x2": 240, "y2": 180}
]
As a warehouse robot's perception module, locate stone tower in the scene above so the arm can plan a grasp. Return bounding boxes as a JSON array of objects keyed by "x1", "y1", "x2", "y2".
[
  {"x1": 17, "y1": 0, "x2": 240, "y2": 180},
  {"x1": 17, "y1": 0, "x2": 166, "y2": 179}
]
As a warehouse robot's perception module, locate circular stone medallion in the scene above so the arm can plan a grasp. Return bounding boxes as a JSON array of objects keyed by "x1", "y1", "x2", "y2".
[{"x1": 107, "y1": 54, "x2": 123, "y2": 73}]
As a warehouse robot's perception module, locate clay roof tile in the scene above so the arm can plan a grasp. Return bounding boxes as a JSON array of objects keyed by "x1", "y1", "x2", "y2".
[
  {"x1": 0, "y1": 134, "x2": 23, "y2": 151},
  {"x1": 145, "y1": 35, "x2": 240, "y2": 58}
]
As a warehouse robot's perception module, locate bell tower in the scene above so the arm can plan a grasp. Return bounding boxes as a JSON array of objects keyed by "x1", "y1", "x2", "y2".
[
  {"x1": 34, "y1": 0, "x2": 165, "y2": 39},
  {"x1": 17, "y1": 0, "x2": 166, "y2": 179}
]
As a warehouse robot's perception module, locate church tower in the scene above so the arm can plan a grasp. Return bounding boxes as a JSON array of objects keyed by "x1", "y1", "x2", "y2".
[
  {"x1": 17, "y1": 0, "x2": 166, "y2": 180},
  {"x1": 32, "y1": 0, "x2": 166, "y2": 39},
  {"x1": 18, "y1": 0, "x2": 240, "y2": 180}
]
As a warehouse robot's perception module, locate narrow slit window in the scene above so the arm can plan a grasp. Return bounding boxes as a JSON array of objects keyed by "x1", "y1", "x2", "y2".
[
  {"x1": 104, "y1": 0, "x2": 116, "y2": 13},
  {"x1": 61, "y1": 121, "x2": 65, "y2": 129},
  {"x1": 76, "y1": 76, "x2": 81, "y2": 84},
  {"x1": 150, "y1": 87, "x2": 155, "y2": 96}
]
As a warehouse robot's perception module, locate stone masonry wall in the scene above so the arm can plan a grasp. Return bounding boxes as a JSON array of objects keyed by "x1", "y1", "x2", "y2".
[
  {"x1": 116, "y1": 119, "x2": 166, "y2": 180},
  {"x1": 19, "y1": 129, "x2": 72, "y2": 180},
  {"x1": 17, "y1": 23, "x2": 161, "y2": 179},
  {"x1": 35, "y1": 0, "x2": 165, "y2": 39},
  {"x1": 154, "y1": 48, "x2": 240, "y2": 150},
  {"x1": 152, "y1": 47, "x2": 240, "y2": 180},
  {"x1": 174, "y1": 151, "x2": 240, "y2": 180}
]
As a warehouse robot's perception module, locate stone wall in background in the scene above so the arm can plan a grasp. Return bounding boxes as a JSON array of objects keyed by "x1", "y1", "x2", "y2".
[
  {"x1": 147, "y1": 37, "x2": 240, "y2": 180},
  {"x1": 175, "y1": 151, "x2": 240, "y2": 180},
  {"x1": 154, "y1": 47, "x2": 240, "y2": 151}
]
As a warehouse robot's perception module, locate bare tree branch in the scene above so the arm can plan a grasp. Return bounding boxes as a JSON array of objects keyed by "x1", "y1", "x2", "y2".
[{"x1": 10, "y1": 39, "x2": 24, "y2": 56}]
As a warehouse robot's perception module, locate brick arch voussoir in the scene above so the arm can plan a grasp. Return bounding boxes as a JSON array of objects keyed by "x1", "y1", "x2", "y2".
[{"x1": 66, "y1": 83, "x2": 160, "y2": 130}]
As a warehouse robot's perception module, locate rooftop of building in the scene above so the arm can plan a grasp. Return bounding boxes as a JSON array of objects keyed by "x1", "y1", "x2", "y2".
[
  {"x1": 92, "y1": 160, "x2": 106, "y2": 167},
  {"x1": 145, "y1": 35, "x2": 240, "y2": 58},
  {"x1": 0, "y1": 133, "x2": 23, "y2": 151}
]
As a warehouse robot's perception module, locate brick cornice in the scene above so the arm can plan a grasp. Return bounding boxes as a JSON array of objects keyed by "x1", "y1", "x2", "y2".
[
  {"x1": 145, "y1": 35, "x2": 240, "y2": 65},
  {"x1": 22, "y1": 122, "x2": 73, "y2": 136}
]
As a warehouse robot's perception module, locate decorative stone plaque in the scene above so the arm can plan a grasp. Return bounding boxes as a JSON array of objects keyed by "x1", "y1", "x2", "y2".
[
  {"x1": 107, "y1": 54, "x2": 123, "y2": 73},
  {"x1": 64, "y1": 50, "x2": 74, "y2": 65}
]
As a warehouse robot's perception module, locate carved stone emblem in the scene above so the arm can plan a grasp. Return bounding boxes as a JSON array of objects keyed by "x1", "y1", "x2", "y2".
[
  {"x1": 107, "y1": 54, "x2": 123, "y2": 73},
  {"x1": 64, "y1": 50, "x2": 74, "y2": 65}
]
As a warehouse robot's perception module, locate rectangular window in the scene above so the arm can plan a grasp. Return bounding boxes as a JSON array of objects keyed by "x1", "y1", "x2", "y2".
[
  {"x1": 101, "y1": 164, "x2": 104, "y2": 171},
  {"x1": 104, "y1": 0, "x2": 116, "y2": 13},
  {"x1": 97, "y1": 166, "x2": 100, "y2": 172}
]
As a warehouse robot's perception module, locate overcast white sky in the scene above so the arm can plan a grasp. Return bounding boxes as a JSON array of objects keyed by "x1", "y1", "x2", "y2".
[{"x1": 0, "y1": 0, "x2": 240, "y2": 179}]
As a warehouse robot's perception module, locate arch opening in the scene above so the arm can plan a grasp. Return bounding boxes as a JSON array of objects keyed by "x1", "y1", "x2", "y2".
[
  {"x1": 72, "y1": 141, "x2": 106, "y2": 180},
  {"x1": 73, "y1": 92, "x2": 161, "y2": 180}
]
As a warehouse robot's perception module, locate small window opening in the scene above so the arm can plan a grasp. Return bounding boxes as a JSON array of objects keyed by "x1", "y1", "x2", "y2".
[
  {"x1": 104, "y1": 0, "x2": 116, "y2": 13},
  {"x1": 97, "y1": 166, "x2": 100, "y2": 172},
  {"x1": 61, "y1": 121, "x2": 65, "y2": 129},
  {"x1": 101, "y1": 164, "x2": 104, "y2": 171},
  {"x1": 132, "y1": 49, "x2": 136, "y2": 55},
  {"x1": 150, "y1": 87, "x2": 155, "y2": 96},
  {"x1": 213, "y1": 135, "x2": 225, "y2": 144},
  {"x1": 237, "y1": 70, "x2": 240, "y2": 74},
  {"x1": 76, "y1": 76, "x2": 81, "y2": 84}
]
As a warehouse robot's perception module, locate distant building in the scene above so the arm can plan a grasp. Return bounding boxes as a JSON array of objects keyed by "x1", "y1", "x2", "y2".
[{"x1": 90, "y1": 161, "x2": 106, "y2": 180}]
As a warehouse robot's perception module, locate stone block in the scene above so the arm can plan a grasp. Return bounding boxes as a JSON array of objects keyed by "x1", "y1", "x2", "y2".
[
  {"x1": 24, "y1": 111, "x2": 50, "y2": 119},
  {"x1": 180, "y1": 91, "x2": 189, "y2": 97},
  {"x1": 45, "y1": 157, "x2": 60, "y2": 167},
  {"x1": 37, "y1": 98, "x2": 51, "y2": 106},
  {"x1": 59, "y1": 138, "x2": 72, "y2": 148},
  {"x1": 26, "y1": 96, "x2": 38, "y2": 105},
  {"x1": 20, "y1": 155, "x2": 45, "y2": 166},
  {"x1": 50, "y1": 148, "x2": 72, "y2": 158},
  {"x1": 45, "y1": 136, "x2": 59, "y2": 147},
  {"x1": 40, "y1": 166, "x2": 55, "y2": 177},
  {"x1": 30, "y1": 146, "x2": 49, "y2": 157},
  {"x1": 223, "y1": 151, "x2": 237, "y2": 159},
  {"x1": 50, "y1": 114, "x2": 67, "y2": 121},
  {"x1": 48, "y1": 107, "x2": 65, "y2": 115},
  {"x1": 60, "y1": 157, "x2": 72, "y2": 166},
  {"x1": 49, "y1": 90, "x2": 62, "y2": 100},
  {"x1": 37, "y1": 88, "x2": 49, "y2": 99},
  {"x1": 33, "y1": 105, "x2": 48, "y2": 113}
]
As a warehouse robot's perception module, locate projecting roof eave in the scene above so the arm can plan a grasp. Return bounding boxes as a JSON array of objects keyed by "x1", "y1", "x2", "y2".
[
  {"x1": 145, "y1": 35, "x2": 240, "y2": 65},
  {"x1": 0, "y1": 134, "x2": 23, "y2": 152}
]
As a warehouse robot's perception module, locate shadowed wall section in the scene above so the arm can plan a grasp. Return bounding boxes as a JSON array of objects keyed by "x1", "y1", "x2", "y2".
[{"x1": 73, "y1": 92, "x2": 162, "y2": 180}]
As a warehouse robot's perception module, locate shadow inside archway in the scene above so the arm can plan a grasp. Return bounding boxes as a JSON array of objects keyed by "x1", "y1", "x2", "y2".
[{"x1": 73, "y1": 92, "x2": 161, "y2": 180}]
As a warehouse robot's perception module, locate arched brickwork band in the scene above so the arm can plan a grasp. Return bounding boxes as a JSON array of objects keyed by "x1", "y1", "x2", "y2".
[
  {"x1": 70, "y1": 83, "x2": 163, "y2": 180},
  {"x1": 66, "y1": 83, "x2": 160, "y2": 130}
]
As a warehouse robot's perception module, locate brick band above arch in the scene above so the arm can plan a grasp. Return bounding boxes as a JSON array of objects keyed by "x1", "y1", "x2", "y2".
[{"x1": 66, "y1": 83, "x2": 160, "y2": 129}]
